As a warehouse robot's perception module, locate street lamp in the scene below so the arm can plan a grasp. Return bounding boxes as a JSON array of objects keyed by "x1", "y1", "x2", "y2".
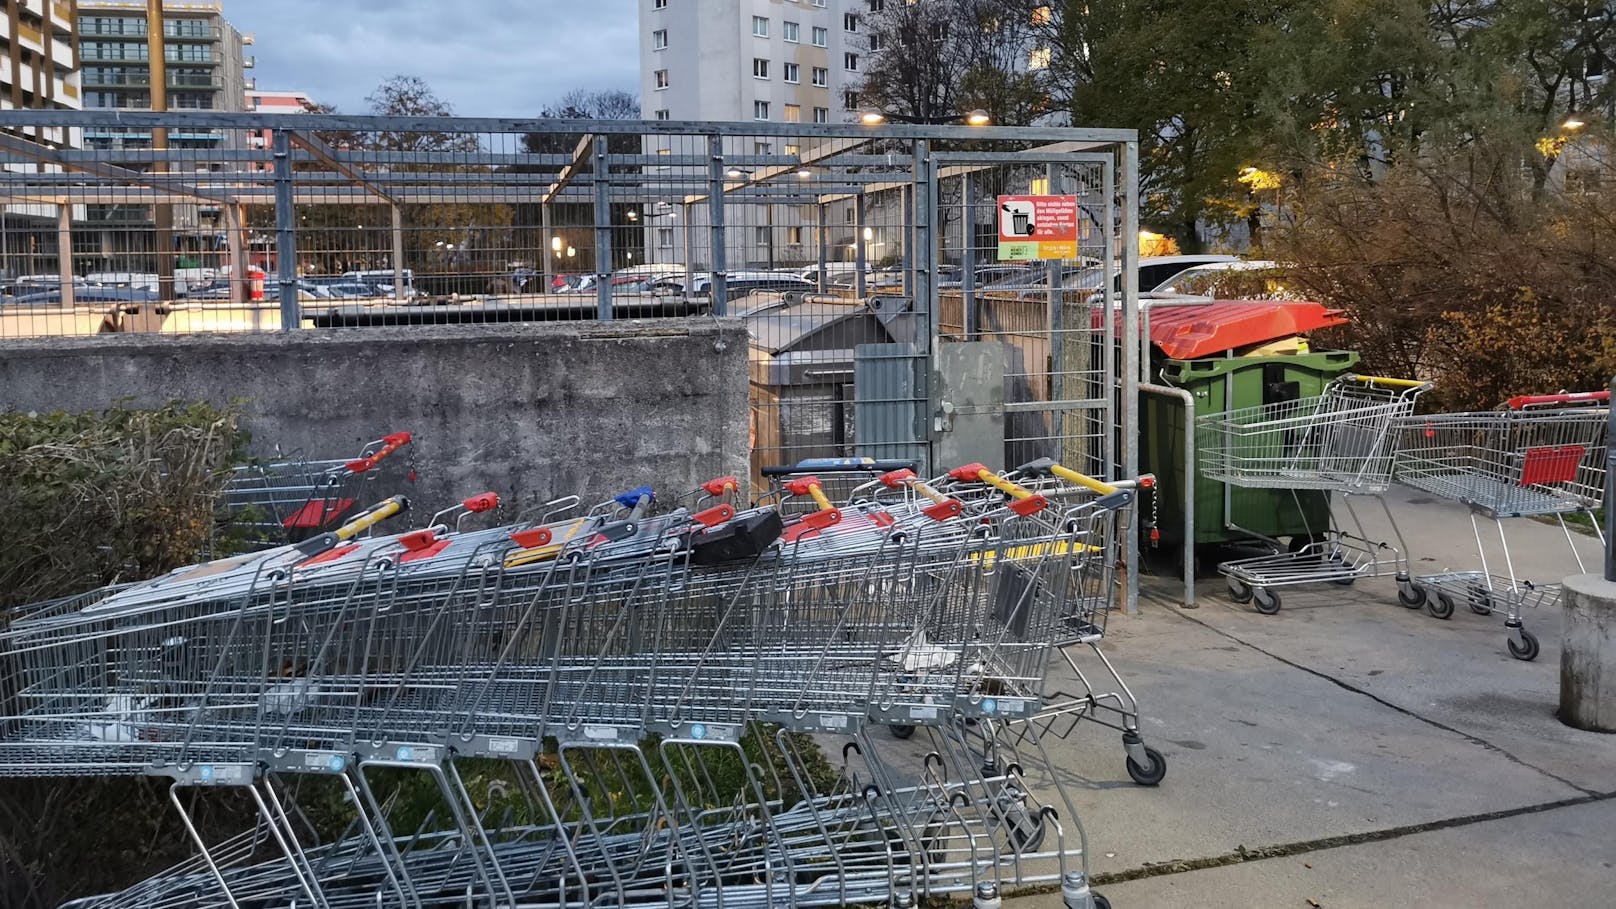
[
  {"x1": 860, "y1": 108, "x2": 992, "y2": 126},
  {"x1": 551, "y1": 236, "x2": 563, "y2": 254},
  {"x1": 1563, "y1": 117, "x2": 1587, "y2": 130}
]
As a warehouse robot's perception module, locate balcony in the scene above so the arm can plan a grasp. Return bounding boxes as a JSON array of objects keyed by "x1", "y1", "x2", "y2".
[
  {"x1": 169, "y1": 77, "x2": 222, "y2": 91},
  {"x1": 82, "y1": 71, "x2": 151, "y2": 88},
  {"x1": 81, "y1": 45, "x2": 150, "y2": 63},
  {"x1": 163, "y1": 23, "x2": 222, "y2": 42},
  {"x1": 80, "y1": 23, "x2": 148, "y2": 38}
]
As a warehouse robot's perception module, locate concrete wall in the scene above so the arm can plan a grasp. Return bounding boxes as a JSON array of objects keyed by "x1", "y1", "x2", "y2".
[{"x1": 0, "y1": 320, "x2": 751, "y2": 521}]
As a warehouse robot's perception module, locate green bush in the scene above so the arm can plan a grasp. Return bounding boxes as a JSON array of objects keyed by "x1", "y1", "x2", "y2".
[{"x1": 0, "y1": 401, "x2": 247, "y2": 908}]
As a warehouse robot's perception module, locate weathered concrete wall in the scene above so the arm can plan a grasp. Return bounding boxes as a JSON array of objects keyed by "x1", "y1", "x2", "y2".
[{"x1": 0, "y1": 321, "x2": 750, "y2": 518}]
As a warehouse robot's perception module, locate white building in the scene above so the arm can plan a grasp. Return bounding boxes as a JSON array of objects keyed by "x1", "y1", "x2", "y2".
[
  {"x1": 639, "y1": 0, "x2": 864, "y2": 125},
  {"x1": 1, "y1": 0, "x2": 83, "y2": 281},
  {"x1": 636, "y1": 0, "x2": 875, "y2": 274}
]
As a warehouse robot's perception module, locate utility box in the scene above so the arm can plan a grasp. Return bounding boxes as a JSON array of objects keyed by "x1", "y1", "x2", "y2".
[{"x1": 1144, "y1": 349, "x2": 1361, "y2": 548}]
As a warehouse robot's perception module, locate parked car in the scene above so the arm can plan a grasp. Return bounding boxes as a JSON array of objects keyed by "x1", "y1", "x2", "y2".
[
  {"x1": 1148, "y1": 260, "x2": 1297, "y2": 300},
  {"x1": 1135, "y1": 254, "x2": 1240, "y2": 292},
  {"x1": 688, "y1": 271, "x2": 816, "y2": 297},
  {"x1": 9, "y1": 285, "x2": 160, "y2": 306}
]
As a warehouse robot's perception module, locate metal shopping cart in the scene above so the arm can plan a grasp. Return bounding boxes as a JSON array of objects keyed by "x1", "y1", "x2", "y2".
[
  {"x1": 219, "y1": 430, "x2": 413, "y2": 547},
  {"x1": 4, "y1": 470, "x2": 1125, "y2": 909},
  {"x1": 1198, "y1": 374, "x2": 1433, "y2": 613},
  {"x1": 1394, "y1": 390, "x2": 1610, "y2": 660}
]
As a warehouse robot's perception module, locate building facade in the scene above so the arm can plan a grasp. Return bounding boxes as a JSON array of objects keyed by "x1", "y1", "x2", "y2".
[
  {"x1": 1, "y1": 1, "x2": 82, "y2": 282},
  {"x1": 78, "y1": 0, "x2": 251, "y2": 137}
]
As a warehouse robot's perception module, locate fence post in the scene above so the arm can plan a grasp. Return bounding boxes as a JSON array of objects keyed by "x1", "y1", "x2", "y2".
[
  {"x1": 56, "y1": 204, "x2": 74, "y2": 310},
  {"x1": 912, "y1": 139, "x2": 934, "y2": 347},
  {"x1": 816, "y1": 203, "x2": 828, "y2": 293},
  {"x1": 390, "y1": 205, "x2": 405, "y2": 301},
  {"x1": 273, "y1": 128, "x2": 299, "y2": 331},
  {"x1": 541, "y1": 203, "x2": 553, "y2": 297},
  {"x1": 962, "y1": 172, "x2": 977, "y2": 340},
  {"x1": 707, "y1": 134, "x2": 728, "y2": 317},
  {"x1": 854, "y1": 194, "x2": 868, "y2": 299},
  {"x1": 593, "y1": 135, "x2": 613, "y2": 321},
  {"x1": 1121, "y1": 141, "x2": 1142, "y2": 613},
  {"x1": 1606, "y1": 375, "x2": 1615, "y2": 582}
]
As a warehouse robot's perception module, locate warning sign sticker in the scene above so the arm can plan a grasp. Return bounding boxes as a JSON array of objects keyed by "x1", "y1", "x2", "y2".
[{"x1": 997, "y1": 195, "x2": 1079, "y2": 261}]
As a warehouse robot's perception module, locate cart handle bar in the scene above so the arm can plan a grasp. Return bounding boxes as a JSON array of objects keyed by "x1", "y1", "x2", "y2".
[
  {"x1": 294, "y1": 495, "x2": 410, "y2": 558},
  {"x1": 701, "y1": 476, "x2": 740, "y2": 497},
  {"x1": 761, "y1": 458, "x2": 917, "y2": 477},
  {"x1": 345, "y1": 431, "x2": 413, "y2": 474},
  {"x1": 1506, "y1": 390, "x2": 1611, "y2": 410},
  {"x1": 1342, "y1": 374, "x2": 1430, "y2": 390},
  {"x1": 781, "y1": 475, "x2": 843, "y2": 531},
  {"x1": 947, "y1": 463, "x2": 1048, "y2": 516},
  {"x1": 879, "y1": 468, "x2": 963, "y2": 521},
  {"x1": 1015, "y1": 458, "x2": 1149, "y2": 510}
]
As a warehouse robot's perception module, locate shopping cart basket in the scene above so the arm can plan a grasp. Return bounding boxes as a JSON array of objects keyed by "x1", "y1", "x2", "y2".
[
  {"x1": 220, "y1": 430, "x2": 412, "y2": 546},
  {"x1": 1198, "y1": 374, "x2": 1433, "y2": 613},
  {"x1": 1394, "y1": 390, "x2": 1610, "y2": 660}
]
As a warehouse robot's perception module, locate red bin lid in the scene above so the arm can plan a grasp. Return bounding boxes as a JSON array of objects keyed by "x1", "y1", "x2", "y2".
[{"x1": 1099, "y1": 300, "x2": 1348, "y2": 360}]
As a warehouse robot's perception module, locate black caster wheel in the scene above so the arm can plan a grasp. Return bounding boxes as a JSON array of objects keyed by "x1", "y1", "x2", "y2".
[
  {"x1": 1429, "y1": 592, "x2": 1455, "y2": 620},
  {"x1": 1398, "y1": 584, "x2": 1427, "y2": 609},
  {"x1": 1093, "y1": 894, "x2": 1112, "y2": 909},
  {"x1": 1126, "y1": 745, "x2": 1167, "y2": 786},
  {"x1": 1507, "y1": 629, "x2": 1540, "y2": 662},
  {"x1": 889, "y1": 724, "x2": 916, "y2": 739},
  {"x1": 1252, "y1": 587, "x2": 1281, "y2": 615},
  {"x1": 1468, "y1": 587, "x2": 1493, "y2": 616},
  {"x1": 1333, "y1": 573, "x2": 1357, "y2": 586},
  {"x1": 1226, "y1": 577, "x2": 1253, "y2": 604}
]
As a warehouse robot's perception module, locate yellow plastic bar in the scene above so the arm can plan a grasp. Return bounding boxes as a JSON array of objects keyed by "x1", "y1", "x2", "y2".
[
  {"x1": 911, "y1": 479, "x2": 950, "y2": 505},
  {"x1": 806, "y1": 482, "x2": 834, "y2": 512},
  {"x1": 977, "y1": 470, "x2": 1037, "y2": 501},
  {"x1": 334, "y1": 496, "x2": 407, "y2": 542},
  {"x1": 1049, "y1": 464, "x2": 1121, "y2": 496},
  {"x1": 1344, "y1": 374, "x2": 1429, "y2": 389}
]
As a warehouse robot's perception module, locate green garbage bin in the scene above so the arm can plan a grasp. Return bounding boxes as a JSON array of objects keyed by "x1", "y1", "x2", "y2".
[{"x1": 1142, "y1": 350, "x2": 1361, "y2": 551}]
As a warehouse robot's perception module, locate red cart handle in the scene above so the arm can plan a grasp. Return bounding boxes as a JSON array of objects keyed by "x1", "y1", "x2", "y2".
[
  {"x1": 345, "y1": 431, "x2": 414, "y2": 474},
  {"x1": 879, "y1": 468, "x2": 963, "y2": 521},
  {"x1": 781, "y1": 476, "x2": 843, "y2": 529},
  {"x1": 1506, "y1": 390, "x2": 1611, "y2": 410},
  {"x1": 462, "y1": 492, "x2": 500, "y2": 513},
  {"x1": 701, "y1": 475, "x2": 740, "y2": 497}
]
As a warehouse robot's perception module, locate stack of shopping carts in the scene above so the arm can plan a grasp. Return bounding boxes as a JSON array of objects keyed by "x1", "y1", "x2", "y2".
[
  {"x1": 2, "y1": 458, "x2": 1163, "y2": 909},
  {"x1": 1199, "y1": 374, "x2": 1433, "y2": 614},
  {"x1": 219, "y1": 430, "x2": 413, "y2": 548},
  {"x1": 1394, "y1": 390, "x2": 1610, "y2": 660}
]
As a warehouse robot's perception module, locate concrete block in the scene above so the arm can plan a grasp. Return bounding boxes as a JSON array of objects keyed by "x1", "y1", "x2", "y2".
[{"x1": 1560, "y1": 573, "x2": 1616, "y2": 733}]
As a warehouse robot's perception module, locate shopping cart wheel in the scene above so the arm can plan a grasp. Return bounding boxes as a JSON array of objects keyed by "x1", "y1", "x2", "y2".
[
  {"x1": 1398, "y1": 583, "x2": 1427, "y2": 609},
  {"x1": 1226, "y1": 578, "x2": 1254, "y2": 604},
  {"x1": 1092, "y1": 894, "x2": 1112, "y2": 909},
  {"x1": 1126, "y1": 745, "x2": 1167, "y2": 786},
  {"x1": 1429, "y1": 592, "x2": 1456, "y2": 620},
  {"x1": 1507, "y1": 629, "x2": 1540, "y2": 662},
  {"x1": 889, "y1": 724, "x2": 917, "y2": 739},
  {"x1": 1251, "y1": 587, "x2": 1281, "y2": 615},
  {"x1": 1468, "y1": 586, "x2": 1493, "y2": 616}
]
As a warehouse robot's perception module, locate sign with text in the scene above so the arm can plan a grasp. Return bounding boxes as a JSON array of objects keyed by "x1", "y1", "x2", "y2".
[{"x1": 997, "y1": 194, "x2": 1079, "y2": 261}]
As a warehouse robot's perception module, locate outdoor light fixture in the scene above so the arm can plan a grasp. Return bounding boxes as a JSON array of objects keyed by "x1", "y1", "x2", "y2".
[
  {"x1": 862, "y1": 227, "x2": 873, "y2": 241},
  {"x1": 627, "y1": 210, "x2": 640, "y2": 221},
  {"x1": 725, "y1": 166, "x2": 753, "y2": 179},
  {"x1": 860, "y1": 110, "x2": 887, "y2": 125},
  {"x1": 1564, "y1": 117, "x2": 1587, "y2": 130},
  {"x1": 797, "y1": 166, "x2": 813, "y2": 179},
  {"x1": 566, "y1": 246, "x2": 576, "y2": 258},
  {"x1": 965, "y1": 109, "x2": 991, "y2": 126},
  {"x1": 551, "y1": 237, "x2": 563, "y2": 253}
]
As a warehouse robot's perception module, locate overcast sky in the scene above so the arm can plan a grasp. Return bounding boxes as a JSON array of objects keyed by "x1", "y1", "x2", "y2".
[{"x1": 239, "y1": 0, "x2": 641, "y2": 116}]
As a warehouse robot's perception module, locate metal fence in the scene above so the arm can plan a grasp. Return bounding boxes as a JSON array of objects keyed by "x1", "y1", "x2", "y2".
[{"x1": 0, "y1": 110, "x2": 1141, "y2": 560}]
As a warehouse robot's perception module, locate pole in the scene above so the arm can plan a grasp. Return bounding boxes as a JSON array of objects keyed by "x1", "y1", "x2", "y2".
[
  {"x1": 540, "y1": 203, "x2": 553, "y2": 295},
  {"x1": 1141, "y1": 382, "x2": 1196, "y2": 608},
  {"x1": 592, "y1": 136, "x2": 612, "y2": 320},
  {"x1": 962, "y1": 172, "x2": 977, "y2": 340},
  {"x1": 1122, "y1": 141, "x2": 1142, "y2": 614},
  {"x1": 148, "y1": 0, "x2": 175, "y2": 303},
  {"x1": 681, "y1": 202, "x2": 694, "y2": 297},
  {"x1": 707, "y1": 134, "x2": 728, "y2": 316},
  {"x1": 56, "y1": 204, "x2": 73, "y2": 310},
  {"x1": 816, "y1": 203, "x2": 828, "y2": 292},
  {"x1": 1605, "y1": 374, "x2": 1615, "y2": 582},
  {"x1": 225, "y1": 204, "x2": 245, "y2": 305},
  {"x1": 390, "y1": 205, "x2": 405, "y2": 300},
  {"x1": 854, "y1": 194, "x2": 867, "y2": 298},
  {"x1": 272, "y1": 129, "x2": 299, "y2": 330}
]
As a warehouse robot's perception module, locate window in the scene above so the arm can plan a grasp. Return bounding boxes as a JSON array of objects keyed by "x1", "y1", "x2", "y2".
[
  {"x1": 844, "y1": 13, "x2": 859, "y2": 30},
  {"x1": 787, "y1": 226, "x2": 804, "y2": 245},
  {"x1": 1028, "y1": 46, "x2": 1050, "y2": 70},
  {"x1": 783, "y1": 103, "x2": 801, "y2": 122},
  {"x1": 755, "y1": 227, "x2": 771, "y2": 247},
  {"x1": 755, "y1": 141, "x2": 773, "y2": 154},
  {"x1": 783, "y1": 21, "x2": 799, "y2": 42},
  {"x1": 654, "y1": 0, "x2": 667, "y2": 8},
  {"x1": 657, "y1": 227, "x2": 674, "y2": 248},
  {"x1": 654, "y1": 69, "x2": 669, "y2": 89},
  {"x1": 652, "y1": 28, "x2": 667, "y2": 49},
  {"x1": 783, "y1": 62, "x2": 799, "y2": 83},
  {"x1": 753, "y1": 58, "x2": 769, "y2": 79},
  {"x1": 784, "y1": 143, "x2": 800, "y2": 155},
  {"x1": 868, "y1": 33, "x2": 883, "y2": 51},
  {"x1": 812, "y1": 66, "x2": 828, "y2": 87},
  {"x1": 813, "y1": 0, "x2": 826, "y2": 6},
  {"x1": 812, "y1": 26, "x2": 827, "y2": 46},
  {"x1": 844, "y1": 52, "x2": 859, "y2": 71},
  {"x1": 753, "y1": 100, "x2": 770, "y2": 120},
  {"x1": 813, "y1": 106, "x2": 829, "y2": 123},
  {"x1": 843, "y1": 91, "x2": 859, "y2": 109},
  {"x1": 752, "y1": 16, "x2": 769, "y2": 37},
  {"x1": 654, "y1": 109, "x2": 670, "y2": 120}
]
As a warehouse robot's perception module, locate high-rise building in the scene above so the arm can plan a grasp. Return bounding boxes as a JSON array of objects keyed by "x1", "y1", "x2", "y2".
[
  {"x1": 639, "y1": 0, "x2": 864, "y2": 125},
  {"x1": 78, "y1": 0, "x2": 253, "y2": 137},
  {"x1": 2, "y1": 0, "x2": 83, "y2": 122}
]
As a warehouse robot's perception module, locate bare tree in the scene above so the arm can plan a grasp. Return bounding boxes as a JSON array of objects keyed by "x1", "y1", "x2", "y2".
[{"x1": 859, "y1": 0, "x2": 1050, "y2": 124}]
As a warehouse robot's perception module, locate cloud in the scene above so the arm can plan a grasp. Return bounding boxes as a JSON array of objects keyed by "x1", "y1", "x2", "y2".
[{"x1": 239, "y1": 0, "x2": 640, "y2": 116}]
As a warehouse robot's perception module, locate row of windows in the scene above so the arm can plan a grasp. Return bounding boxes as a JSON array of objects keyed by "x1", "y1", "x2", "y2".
[
  {"x1": 81, "y1": 42, "x2": 214, "y2": 63},
  {"x1": 751, "y1": 101, "x2": 832, "y2": 123},
  {"x1": 751, "y1": 15, "x2": 852, "y2": 38},
  {"x1": 752, "y1": 60, "x2": 833, "y2": 84},
  {"x1": 652, "y1": 0, "x2": 827, "y2": 7}
]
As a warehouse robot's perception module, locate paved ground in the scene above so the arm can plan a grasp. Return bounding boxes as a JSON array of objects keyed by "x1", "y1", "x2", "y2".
[{"x1": 1008, "y1": 487, "x2": 1616, "y2": 907}]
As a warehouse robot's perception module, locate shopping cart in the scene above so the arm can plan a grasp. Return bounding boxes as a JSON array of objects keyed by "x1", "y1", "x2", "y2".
[
  {"x1": 4, "y1": 469, "x2": 1125, "y2": 909},
  {"x1": 1197, "y1": 374, "x2": 1433, "y2": 613},
  {"x1": 1394, "y1": 390, "x2": 1610, "y2": 660},
  {"x1": 219, "y1": 430, "x2": 412, "y2": 547}
]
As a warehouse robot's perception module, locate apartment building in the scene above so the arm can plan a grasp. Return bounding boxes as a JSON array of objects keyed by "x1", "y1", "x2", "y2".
[
  {"x1": 0, "y1": 1, "x2": 82, "y2": 281},
  {"x1": 637, "y1": 0, "x2": 871, "y2": 271},
  {"x1": 78, "y1": 0, "x2": 251, "y2": 137}
]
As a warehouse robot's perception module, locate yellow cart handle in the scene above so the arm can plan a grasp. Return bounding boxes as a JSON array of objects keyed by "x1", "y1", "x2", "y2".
[
  {"x1": 947, "y1": 463, "x2": 1048, "y2": 516},
  {"x1": 1343, "y1": 374, "x2": 1429, "y2": 389},
  {"x1": 335, "y1": 495, "x2": 408, "y2": 542}
]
